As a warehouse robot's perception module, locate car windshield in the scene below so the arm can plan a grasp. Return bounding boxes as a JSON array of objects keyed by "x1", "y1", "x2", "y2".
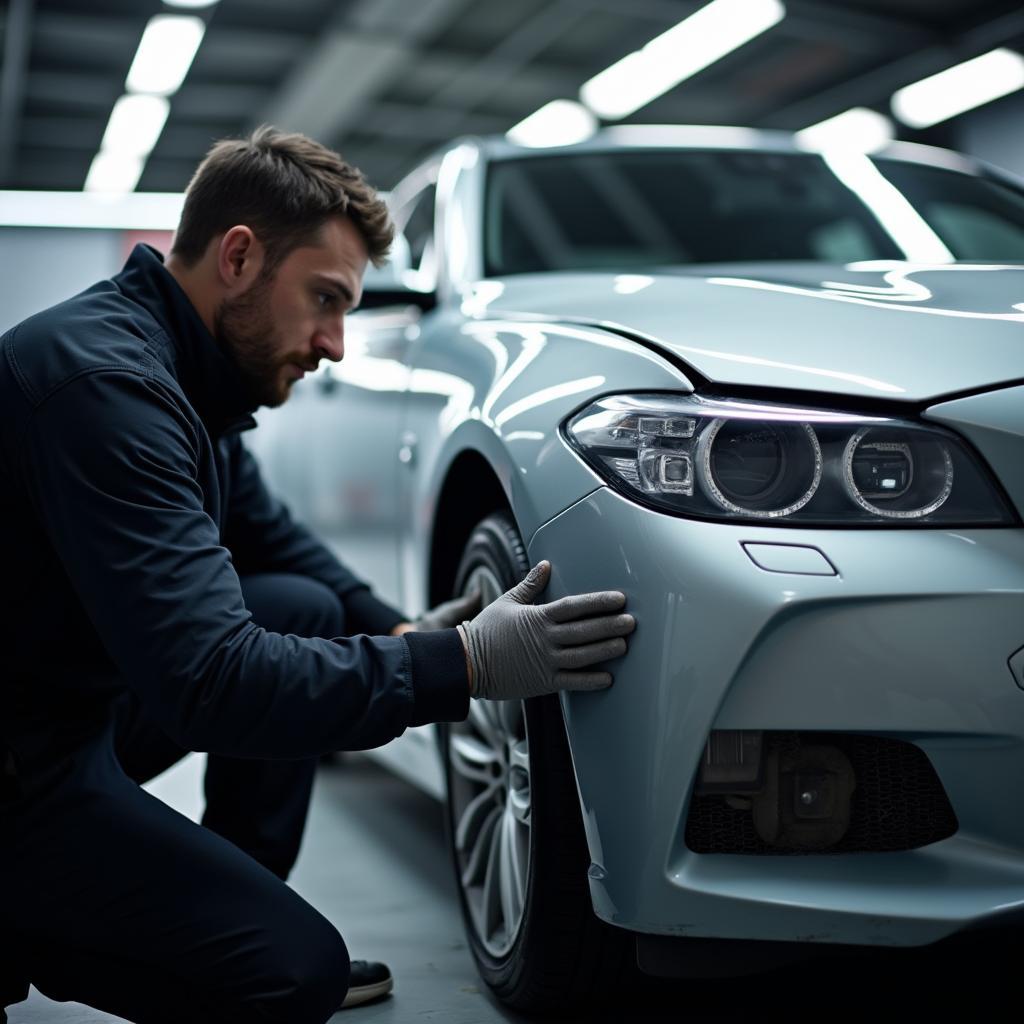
[{"x1": 484, "y1": 149, "x2": 1024, "y2": 275}]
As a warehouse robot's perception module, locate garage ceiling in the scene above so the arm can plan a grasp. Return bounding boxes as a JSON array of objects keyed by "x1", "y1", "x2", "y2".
[{"x1": 2, "y1": 0, "x2": 1024, "y2": 193}]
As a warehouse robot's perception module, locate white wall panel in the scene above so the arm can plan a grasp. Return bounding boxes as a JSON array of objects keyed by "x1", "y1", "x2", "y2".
[{"x1": 0, "y1": 227, "x2": 121, "y2": 334}]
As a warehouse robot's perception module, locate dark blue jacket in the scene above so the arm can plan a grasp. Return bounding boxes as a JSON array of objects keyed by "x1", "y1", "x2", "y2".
[{"x1": 0, "y1": 245, "x2": 468, "y2": 778}]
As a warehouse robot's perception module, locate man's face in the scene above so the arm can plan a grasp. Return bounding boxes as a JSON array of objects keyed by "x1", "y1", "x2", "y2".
[{"x1": 214, "y1": 215, "x2": 369, "y2": 408}]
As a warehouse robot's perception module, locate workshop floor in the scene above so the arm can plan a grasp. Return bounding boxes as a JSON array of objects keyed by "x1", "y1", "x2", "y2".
[{"x1": 9, "y1": 755, "x2": 1022, "y2": 1023}]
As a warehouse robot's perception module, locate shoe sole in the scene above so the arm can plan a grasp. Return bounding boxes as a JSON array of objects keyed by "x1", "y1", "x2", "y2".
[{"x1": 341, "y1": 976, "x2": 394, "y2": 1009}]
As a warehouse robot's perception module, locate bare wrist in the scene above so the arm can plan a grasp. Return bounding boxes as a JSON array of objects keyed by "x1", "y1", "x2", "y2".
[{"x1": 457, "y1": 623, "x2": 474, "y2": 695}]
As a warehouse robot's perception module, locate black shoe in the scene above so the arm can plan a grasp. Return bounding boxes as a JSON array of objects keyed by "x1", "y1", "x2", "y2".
[{"x1": 340, "y1": 960, "x2": 393, "y2": 1009}]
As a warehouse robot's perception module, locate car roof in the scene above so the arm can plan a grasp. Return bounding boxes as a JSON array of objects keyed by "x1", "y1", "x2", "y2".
[{"x1": 459, "y1": 124, "x2": 982, "y2": 175}]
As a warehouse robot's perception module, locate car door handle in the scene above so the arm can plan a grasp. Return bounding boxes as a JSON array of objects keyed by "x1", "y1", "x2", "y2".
[{"x1": 398, "y1": 432, "x2": 418, "y2": 466}]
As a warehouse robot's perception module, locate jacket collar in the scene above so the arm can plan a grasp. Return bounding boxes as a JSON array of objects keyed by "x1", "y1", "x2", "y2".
[{"x1": 114, "y1": 244, "x2": 257, "y2": 436}]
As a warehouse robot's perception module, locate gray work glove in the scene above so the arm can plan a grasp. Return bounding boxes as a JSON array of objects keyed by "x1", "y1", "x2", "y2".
[
  {"x1": 414, "y1": 588, "x2": 483, "y2": 632},
  {"x1": 457, "y1": 561, "x2": 635, "y2": 700}
]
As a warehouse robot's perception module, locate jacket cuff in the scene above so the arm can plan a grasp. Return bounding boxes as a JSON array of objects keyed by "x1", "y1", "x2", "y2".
[
  {"x1": 342, "y1": 586, "x2": 406, "y2": 636},
  {"x1": 403, "y1": 629, "x2": 470, "y2": 725}
]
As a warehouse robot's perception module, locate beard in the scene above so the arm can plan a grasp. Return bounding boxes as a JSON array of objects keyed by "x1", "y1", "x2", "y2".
[{"x1": 214, "y1": 274, "x2": 296, "y2": 408}]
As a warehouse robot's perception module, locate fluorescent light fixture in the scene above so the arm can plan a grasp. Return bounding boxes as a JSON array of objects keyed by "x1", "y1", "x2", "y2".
[
  {"x1": 162, "y1": 0, "x2": 220, "y2": 8},
  {"x1": 605, "y1": 124, "x2": 765, "y2": 148},
  {"x1": 891, "y1": 48, "x2": 1024, "y2": 128},
  {"x1": 100, "y1": 95, "x2": 171, "y2": 157},
  {"x1": 795, "y1": 107, "x2": 894, "y2": 153},
  {"x1": 821, "y1": 150, "x2": 954, "y2": 263},
  {"x1": 84, "y1": 151, "x2": 146, "y2": 194},
  {"x1": 126, "y1": 15, "x2": 206, "y2": 96},
  {"x1": 580, "y1": 0, "x2": 785, "y2": 120},
  {"x1": 0, "y1": 190, "x2": 185, "y2": 228},
  {"x1": 507, "y1": 100, "x2": 597, "y2": 147}
]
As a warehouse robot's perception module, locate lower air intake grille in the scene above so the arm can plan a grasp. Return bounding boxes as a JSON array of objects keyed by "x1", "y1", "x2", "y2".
[{"x1": 685, "y1": 732, "x2": 958, "y2": 855}]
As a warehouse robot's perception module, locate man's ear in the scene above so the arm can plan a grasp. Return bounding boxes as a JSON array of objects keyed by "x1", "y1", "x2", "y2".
[{"x1": 217, "y1": 226, "x2": 263, "y2": 293}]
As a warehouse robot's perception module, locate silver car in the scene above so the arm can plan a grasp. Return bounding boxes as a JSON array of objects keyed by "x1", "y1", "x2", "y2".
[{"x1": 250, "y1": 127, "x2": 1024, "y2": 1012}]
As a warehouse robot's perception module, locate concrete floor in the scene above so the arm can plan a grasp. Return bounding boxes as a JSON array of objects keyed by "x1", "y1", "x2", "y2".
[{"x1": 8, "y1": 754, "x2": 1024, "y2": 1022}]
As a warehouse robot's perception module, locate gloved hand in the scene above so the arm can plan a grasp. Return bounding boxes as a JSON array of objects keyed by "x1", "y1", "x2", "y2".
[
  {"x1": 457, "y1": 561, "x2": 635, "y2": 700},
  {"x1": 413, "y1": 588, "x2": 483, "y2": 632}
]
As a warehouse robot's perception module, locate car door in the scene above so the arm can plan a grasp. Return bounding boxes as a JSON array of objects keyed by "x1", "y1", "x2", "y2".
[{"x1": 246, "y1": 279, "x2": 414, "y2": 610}]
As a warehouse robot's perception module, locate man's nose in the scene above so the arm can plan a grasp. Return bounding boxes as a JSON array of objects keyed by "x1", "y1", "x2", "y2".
[{"x1": 312, "y1": 320, "x2": 344, "y2": 362}]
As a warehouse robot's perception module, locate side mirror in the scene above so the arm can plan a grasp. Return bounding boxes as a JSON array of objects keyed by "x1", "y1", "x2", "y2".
[
  {"x1": 358, "y1": 286, "x2": 436, "y2": 312},
  {"x1": 359, "y1": 232, "x2": 436, "y2": 311}
]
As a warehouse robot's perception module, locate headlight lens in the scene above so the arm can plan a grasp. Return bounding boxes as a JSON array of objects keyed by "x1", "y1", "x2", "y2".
[
  {"x1": 698, "y1": 419, "x2": 821, "y2": 518},
  {"x1": 841, "y1": 427, "x2": 953, "y2": 519},
  {"x1": 565, "y1": 394, "x2": 1014, "y2": 526}
]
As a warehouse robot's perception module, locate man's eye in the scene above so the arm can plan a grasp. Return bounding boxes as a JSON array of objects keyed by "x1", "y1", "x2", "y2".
[{"x1": 317, "y1": 292, "x2": 336, "y2": 308}]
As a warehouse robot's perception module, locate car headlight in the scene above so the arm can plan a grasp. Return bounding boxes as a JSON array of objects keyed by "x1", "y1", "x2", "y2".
[{"x1": 564, "y1": 394, "x2": 1015, "y2": 526}]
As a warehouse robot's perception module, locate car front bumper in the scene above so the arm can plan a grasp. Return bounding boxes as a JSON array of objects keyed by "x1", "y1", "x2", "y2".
[{"x1": 530, "y1": 485, "x2": 1024, "y2": 947}]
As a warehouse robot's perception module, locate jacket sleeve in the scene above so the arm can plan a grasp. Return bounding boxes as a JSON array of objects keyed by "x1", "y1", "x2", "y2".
[
  {"x1": 22, "y1": 370, "x2": 468, "y2": 757},
  {"x1": 223, "y1": 435, "x2": 406, "y2": 636}
]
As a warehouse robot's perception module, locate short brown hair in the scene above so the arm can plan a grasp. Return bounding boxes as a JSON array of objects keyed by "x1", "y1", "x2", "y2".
[{"x1": 171, "y1": 125, "x2": 393, "y2": 269}]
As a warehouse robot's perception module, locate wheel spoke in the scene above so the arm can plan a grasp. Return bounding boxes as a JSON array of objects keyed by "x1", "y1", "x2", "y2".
[
  {"x1": 450, "y1": 732, "x2": 499, "y2": 787},
  {"x1": 480, "y1": 807, "x2": 505, "y2": 940},
  {"x1": 499, "y1": 808, "x2": 526, "y2": 927},
  {"x1": 509, "y1": 738, "x2": 530, "y2": 775},
  {"x1": 461, "y1": 804, "x2": 501, "y2": 890},
  {"x1": 467, "y1": 698, "x2": 503, "y2": 750},
  {"x1": 481, "y1": 699, "x2": 508, "y2": 743},
  {"x1": 455, "y1": 782, "x2": 501, "y2": 854},
  {"x1": 508, "y1": 740, "x2": 531, "y2": 825}
]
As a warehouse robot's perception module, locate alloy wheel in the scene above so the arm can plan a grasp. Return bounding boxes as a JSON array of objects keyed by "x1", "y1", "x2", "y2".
[{"x1": 448, "y1": 564, "x2": 531, "y2": 958}]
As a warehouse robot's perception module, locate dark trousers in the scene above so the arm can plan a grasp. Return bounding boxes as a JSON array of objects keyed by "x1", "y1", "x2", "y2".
[{"x1": 1, "y1": 574, "x2": 351, "y2": 1024}]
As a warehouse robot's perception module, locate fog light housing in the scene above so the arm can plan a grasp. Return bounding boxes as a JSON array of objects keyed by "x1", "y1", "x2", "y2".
[
  {"x1": 696, "y1": 730, "x2": 764, "y2": 794},
  {"x1": 752, "y1": 743, "x2": 855, "y2": 850}
]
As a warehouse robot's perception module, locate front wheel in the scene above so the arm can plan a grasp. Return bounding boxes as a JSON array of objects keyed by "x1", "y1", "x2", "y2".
[{"x1": 442, "y1": 511, "x2": 634, "y2": 1013}]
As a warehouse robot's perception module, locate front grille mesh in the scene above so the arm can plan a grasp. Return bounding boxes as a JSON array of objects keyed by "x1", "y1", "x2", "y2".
[{"x1": 685, "y1": 732, "x2": 958, "y2": 855}]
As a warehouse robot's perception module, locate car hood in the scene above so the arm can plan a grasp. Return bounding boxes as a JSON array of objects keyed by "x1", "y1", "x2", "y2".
[{"x1": 479, "y1": 262, "x2": 1024, "y2": 403}]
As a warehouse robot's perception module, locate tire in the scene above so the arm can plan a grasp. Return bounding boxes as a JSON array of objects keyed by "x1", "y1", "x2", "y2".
[{"x1": 442, "y1": 511, "x2": 635, "y2": 1014}]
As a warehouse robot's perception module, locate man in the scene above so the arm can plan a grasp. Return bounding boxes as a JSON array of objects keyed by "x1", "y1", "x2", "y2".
[{"x1": 0, "y1": 127, "x2": 635, "y2": 1023}]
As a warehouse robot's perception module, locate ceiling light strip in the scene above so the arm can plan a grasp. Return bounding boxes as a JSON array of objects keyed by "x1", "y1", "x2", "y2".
[
  {"x1": 891, "y1": 48, "x2": 1024, "y2": 129},
  {"x1": 580, "y1": 0, "x2": 786, "y2": 121},
  {"x1": 795, "y1": 108, "x2": 895, "y2": 154},
  {"x1": 126, "y1": 15, "x2": 206, "y2": 96},
  {"x1": 507, "y1": 100, "x2": 597, "y2": 148},
  {"x1": 85, "y1": 9, "x2": 213, "y2": 195}
]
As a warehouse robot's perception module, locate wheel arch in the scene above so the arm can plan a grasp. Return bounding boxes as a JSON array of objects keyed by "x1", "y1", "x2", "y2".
[{"x1": 428, "y1": 449, "x2": 512, "y2": 606}]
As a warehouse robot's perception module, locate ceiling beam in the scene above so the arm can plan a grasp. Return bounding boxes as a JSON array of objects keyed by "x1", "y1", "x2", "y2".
[
  {"x1": 26, "y1": 71, "x2": 121, "y2": 113},
  {"x1": 401, "y1": 52, "x2": 584, "y2": 103},
  {"x1": 257, "y1": 0, "x2": 474, "y2": 141},
  {"x1": 562, "y1": 0, "x2": 933, "y2": 52},
  {"x1": 360, "y1": 101, "x2": 510, "y2": 141},
  {"x1": 0, "y1": 0, "x2": 34, "y2": 185},
  {"x1": 20, "y1": 115, "x2": 102, "y2": 151},
  {"x1": 431, "y1": 0, "x2": 590, "y2": 113},
  {"x1": 30, "y1": 10, "x2": 141, "y2": 62},
  {"x1": 779, "y1": 0, "x2": 939, "y2": 53},
  {"x1": 764, "y1": 6, "x2": 1024, "y2": 129}
]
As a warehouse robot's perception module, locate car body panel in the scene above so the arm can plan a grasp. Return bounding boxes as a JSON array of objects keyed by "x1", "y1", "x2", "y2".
[
  {"x1": 533, "y1": 485, "x2": 1024, "y2": 944},
  {"x1": 476, "y1": 264, "x2": 1024, "y2": 403},
  {"x1": 396, "y1": 310, "x2": 691, "y2": 616},
  {"x1": 926, "y1": 384, "x2": 1024, "y2": 519}
]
